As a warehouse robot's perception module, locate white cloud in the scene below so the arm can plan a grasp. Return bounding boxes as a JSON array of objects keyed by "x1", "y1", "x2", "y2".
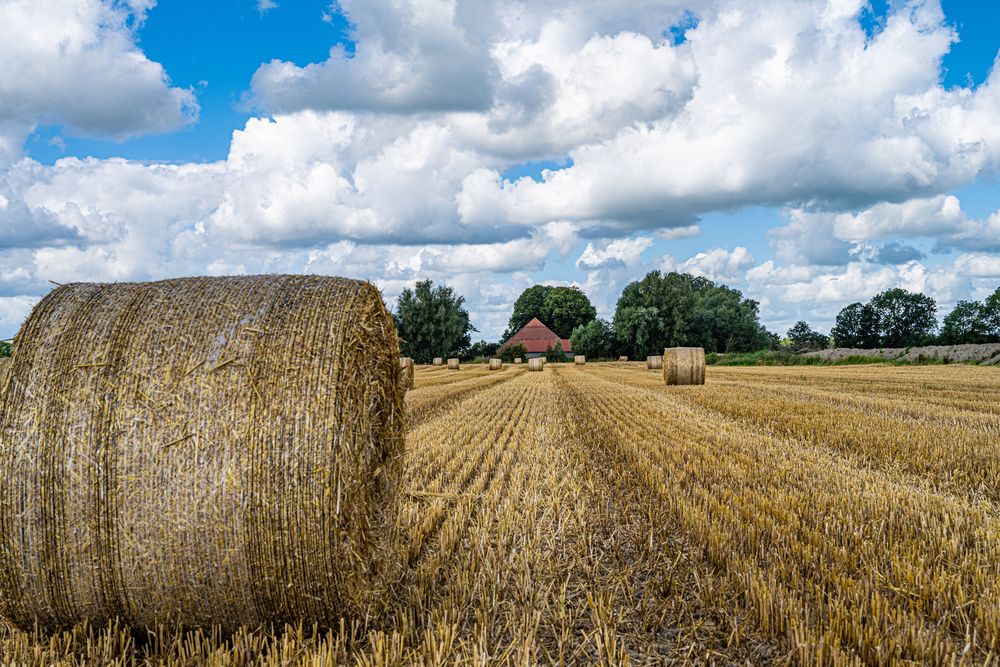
[
  {"x1": 576, "y1": 236, "x2": 652, "y2": 271},
  {"x1": 257, "y1": 0, "x2": 278, "y2": 13},
  {"x1": 0, "y1": 0, "x2": 198, "y2": 162},
  {"x1": 674, "y1": 246, "x2": 754, "y2": 282}
]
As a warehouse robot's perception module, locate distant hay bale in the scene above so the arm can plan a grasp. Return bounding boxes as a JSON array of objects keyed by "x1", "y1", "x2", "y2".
[
  {"x1": 528, "y1": 357, "x2": 544, "y2": 372},
  {"x1": 447, "y1": 358, "x2": 460, "y2": 370},
  {"x1": 400, "y1": 356, "x2": 414, "y2": 390},
  {"x1": 489, "y1": 358, "x2": 502, "y2": 370},
  {"x1": 541, "y1": 358, "x2": 547, "y2": 365},
  {"x1": 618, "y1": 356, "x2": 628, "y2": 362},
  {"x1": 664, "y1": 347, "x2": 706, "y2": 385},
  {"x1": 432, "y1": 357, "x2": 444, "y2": 366},
  {"x1": 646, "y1": 355, "x2": 663, "y2": 370},
  {"x1": 0, "y1": 275, "x2": 405, "y2": 632},
  {"x1": 574, "y1": 355, "x2": 586, "y2": 365},
  {"x1": 513, "y1": 357, "x2": 522, "y2": 364}
]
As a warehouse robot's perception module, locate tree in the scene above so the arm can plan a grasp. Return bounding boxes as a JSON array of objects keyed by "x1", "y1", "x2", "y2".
[
  {"x1": 394, "y1": 280, "x2": 475, "y2": 363},
  {"x1": 498, "y1": 342, "x2": 527, "y2": 363},
  {"x1": 570, "y1": 319, "x2": 615, "y2": 359},
  {"x1": 869, "y1": 288, "x2": 937, "y2": 347},
  {"x1": 613, "y1": 306, "x2": 660, "y2": 359},
  {"x1": 545, "y1": 341, "x2": 567, "y2": 362},
  {"x1": 463, "y1": 340, "x2": 499, "y2": 361},
  {"x1": 983, "y1": 287, "x2": 1000, "y2": 340},
  {"x1": 831, "y1": 303, "x2": 863, "y2": 347},
  {"x1": 786, "y1": 321, "x2": 829, "y2": 352},
  {"x1": 0, "y1": 340, "x2": 10, "y2": 357},
  {"x1": 504, "y1": 285, "x2": 597, "y2": 340},
  {"x1": 940, "y1": 300, "x2": 987, "y2": 344}
]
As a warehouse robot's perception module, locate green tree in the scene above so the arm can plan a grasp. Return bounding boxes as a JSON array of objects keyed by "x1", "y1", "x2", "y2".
[
  {"x1": 613, "y1": 306, "x2": 660, "y2": 359},
  {"x1": 786, "y1": 320, "x2": 829, "y2": 352},
  {"x1": 498, "y1": 342, "x2": 527, "y2": 363},
  {"x1": 463, "y1": 340, "x2": 499, "y2": 361},
  {"x1": 504, "y1": 285, "x2": 597, "y2": 340},
  {"x1": 869, "y1": 288, "x2": 937, "y2": 347},
  {"x1": 687, "y1": 286, "x2": 772, "y2": 352},
  {"x1": 394, "y1": 280, "x2": 475, "y2": 363},
  {"x1": 570, "y1": 319, "x2": 614, "y2": 359},
  {"x1": 831, "y1": 303, "x2": 865, "y2": 347},
  {"x1": 0, "y1": 340, "x2": 10, "y2": 357},
  {"x1": 983, "y1": 287, "x2": 1000, "y2": 340},
  {"x1": 940, "y1": 300, "x2": 987, "y2": 344},
  {"x1": 545, "y1": 341, "x2": 567, "y2": 362}
]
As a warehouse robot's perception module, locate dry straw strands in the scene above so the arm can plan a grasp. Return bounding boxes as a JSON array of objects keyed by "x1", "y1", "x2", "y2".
[
  {"x1": 432, "y1": 357, "x2": 444, "y2": 366},
  {"x1": 0, "y1": 275, "x2": 405, "y2": 633},
  {"x1": 663, "y1": 347, "x2": 706, "y2": 385},
  {"x1": 528, "y1": 358, "x2": 544, "y2": 372},
  {"x1": 447, "y1": 358, "x2": 460, "y2": 370},
  {"x1": 400, "y1": 356, "x2": 415, "y2": 390},
  {"x1": 646, "y1": 355, "x2": 663, "y2": 370},
  {"x1": 489, "y1": 358, "x2": 502, "y2": 370},
  {"x1": 574, "y1": 355, "x2": 586, "y2": 365}
]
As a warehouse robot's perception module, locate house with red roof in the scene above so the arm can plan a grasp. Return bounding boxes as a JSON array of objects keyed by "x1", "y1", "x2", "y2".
[{"x1": 497, "y1": 318, "x2": 572, "y2": 359}]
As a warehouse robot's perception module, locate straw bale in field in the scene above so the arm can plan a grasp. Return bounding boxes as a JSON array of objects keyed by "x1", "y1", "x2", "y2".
[
  {"x1": 528, "y1": 357, "x2": 543, "y2": 371},
  {"x1": 0, "y1": 275, "x2": 405, "y2": 632},
  {"x1": 646, "y1": 355, "x2": 663, "y2": 370},
  {"x1": 514, "y1": 357, "x2": 522, "y2": 364},
  {"x1": 541, "y1": 358, "x2": 547, "y2": 365},
  {"x1": 664, "y1": 347, "x2": 706, "y2": 385},
  {"x1": 400, "y1": 356, "x2": 414, "y2": 390},
  {"x1": 618, "y1": 356, "x2": 628, "y2": 362},
  {"x1": 489, "y1": 358, "x2": 502, "y2": 370},
  {"x1": 574, "y1": 355, "x2": 585, "y2": 365},
  {"x1": 432, "y1": 357, "x2": 443, "y2": 366},
  {"x1": 447, "y1": 357, "x2": 460, "y2": 370}
]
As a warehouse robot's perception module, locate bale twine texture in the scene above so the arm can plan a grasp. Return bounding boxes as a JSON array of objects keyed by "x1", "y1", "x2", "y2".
[
  {"x1": 664, "y1": 347, "x2": 706, "y2": 385},
  {"x1": 399, "y1": 357, "x2": 414, "y2": 390},
  {"x1": 489, "y1": 358, "x2": 502, "y2": 370},
  {"x1": 646, "y1": 355, "x2": 663, "y2": 370},
  {"x1": 432, "y1": 357, "x2": 443, "y2": 366},
  {"x1": 528, "y1": 358, "x2": 544, "y2": 372},
  {"x1": 0, "y1": 275, "x2": 405, "y2": 633},
  {"x1": 447, "y1": 358, "x2": 460, "y2": 370}
]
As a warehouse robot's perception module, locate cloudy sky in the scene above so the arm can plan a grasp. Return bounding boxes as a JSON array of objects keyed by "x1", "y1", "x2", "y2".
[{"x1": 1, "y1": 0, "x2": 999, "y2": 341}]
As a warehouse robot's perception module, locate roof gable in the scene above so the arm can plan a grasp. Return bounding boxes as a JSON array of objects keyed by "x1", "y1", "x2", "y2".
[{"x1": 499, "y1": 318, "x2": 573, "y2": 353}]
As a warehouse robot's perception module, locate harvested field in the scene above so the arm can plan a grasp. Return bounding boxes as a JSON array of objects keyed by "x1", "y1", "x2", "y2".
[{"x1": 3, "y1": 363, "x2": 1000, "y2": 664}]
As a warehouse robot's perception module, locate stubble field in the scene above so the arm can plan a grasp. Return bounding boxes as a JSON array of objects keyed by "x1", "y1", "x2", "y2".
[{"x1": 3, "y1": 362, "x2": 999, "y2": 665}]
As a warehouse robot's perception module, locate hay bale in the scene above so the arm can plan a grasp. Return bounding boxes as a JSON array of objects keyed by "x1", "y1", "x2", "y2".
[
  {"x1": 514, "y1": 357, "x2": 522, "y2": 364},
  {"x1": 646, "y1": 355, "x2": 663, "y2": 370},
  {"x1": 447, "y1": 357, "x2": 460, "y2": 370},
  {"x1": 618, "y1": 356, "x2": 628, "y2": 362},
  {"x1": 400, "y1": 356, "x2": 414, "y2": 390},
  {"x1": 528, "y1": 357, "x2": 544, "y2": 372},
  {"x1": 541, "y1": 358, "x2": 547, "y2": 365},
  {"x1": 664, "y1": 347, "x2": 706, "y2": 385},
  {"x1": 0, "y1": 276, "x2": 405, "y2": 632},
  {"x1": 489, "y1": 358, "x2": 502, "y2": 370},
  {"x1": 432, "y1": 357, "x2": 444, "y2": 366},
  {"x1": 574, "y1": 355, "x2": 586, "y2": 365}
]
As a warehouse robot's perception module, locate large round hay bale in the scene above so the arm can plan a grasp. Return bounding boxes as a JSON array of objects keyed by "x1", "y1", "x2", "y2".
[
  {"x1": 513, "y1": 357, "x2": 522, "y2": 364},
  {"x1": 489, "y1": 358, "x2": 502, "y2": 370},
  {"x1": 618, "y1": 356, "x2": 628, "y2": 362},
  {"x1": 432, "y1": 357, "x2": 444, "y2": 366},
  {"x1": 0, "y1": 276, "x2": 405, "y2": 632},
  {"x1": 400, "y1": 356, "x2": 414, "y2": 390},
  {"x1": 447, "y1": 358, "x2": 460, "y2": 370},
  {"x1": 574, "y1": 355, "x2": 585, "y2": 365},
  {"x1": 646, "y1": 355, "x2": 663, "y2": 370},
  {"x1": 528, "y1": 357, "x2": 543, "y2": 372},
  {"x1": 664, "y1": 347, "x2": 706, "y2": 385}
]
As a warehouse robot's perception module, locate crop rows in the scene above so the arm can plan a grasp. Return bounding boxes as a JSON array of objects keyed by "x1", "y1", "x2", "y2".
[{"x1": 2, "y1": 363, "x2": 998, "y2": 664}]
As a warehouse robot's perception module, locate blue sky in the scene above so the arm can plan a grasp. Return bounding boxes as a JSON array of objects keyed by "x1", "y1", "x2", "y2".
[{"x1": 1, "y1": 0, "x2": 1000, "y2": 341}]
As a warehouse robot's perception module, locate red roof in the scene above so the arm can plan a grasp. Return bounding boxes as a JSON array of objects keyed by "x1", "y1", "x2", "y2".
[{"x1": 498, "y1": 317, "x2": 573, "y2": 354}]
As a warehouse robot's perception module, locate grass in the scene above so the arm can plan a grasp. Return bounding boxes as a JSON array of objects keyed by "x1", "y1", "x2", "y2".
[
  {"x1": 3, "y1": 362, "x2": 1000, "y2": 663},
  {"x1": 705, "y1": 350, "x2": 973, "y2": 366}
]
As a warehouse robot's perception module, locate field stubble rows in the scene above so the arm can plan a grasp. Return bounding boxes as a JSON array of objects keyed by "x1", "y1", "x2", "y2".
[{"x1": 2, "y1": 363, "x2": 999, "y2": 664}]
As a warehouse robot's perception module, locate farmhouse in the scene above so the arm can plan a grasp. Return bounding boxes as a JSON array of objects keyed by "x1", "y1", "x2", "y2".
[{"x1": 498, "y1": 317, "x2": 572, "y2": 359}]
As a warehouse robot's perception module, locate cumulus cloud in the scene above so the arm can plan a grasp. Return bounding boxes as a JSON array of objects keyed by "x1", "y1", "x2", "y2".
[
  {"x1": 0, "y1": 0, "x2": 198, "y2": 162},
  {"x1": 576, "y1": 236, "x2": 652, "y2": 271}
]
